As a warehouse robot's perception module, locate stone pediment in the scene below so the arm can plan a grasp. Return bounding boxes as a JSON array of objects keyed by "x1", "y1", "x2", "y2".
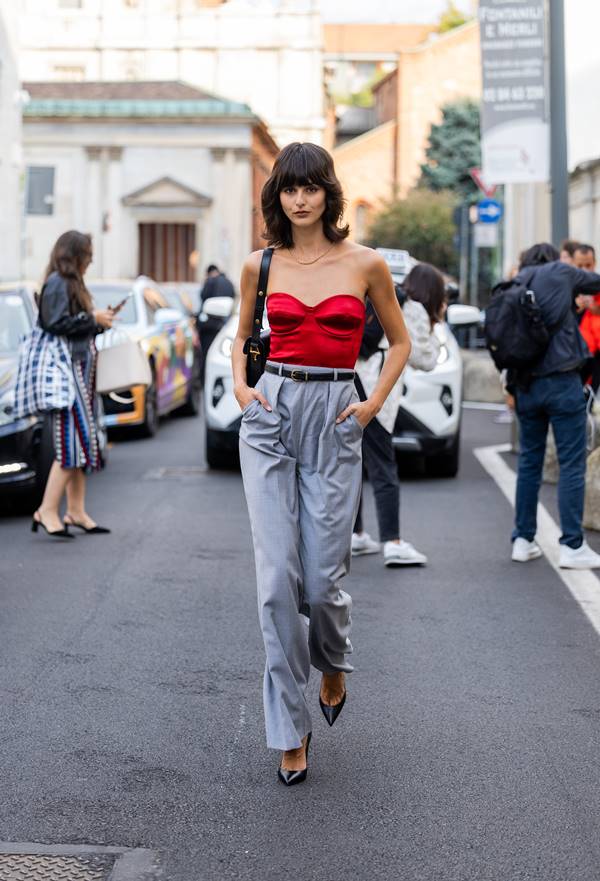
[{"x1": 122, "y1": 176, "x2": 212, "y2": 208}]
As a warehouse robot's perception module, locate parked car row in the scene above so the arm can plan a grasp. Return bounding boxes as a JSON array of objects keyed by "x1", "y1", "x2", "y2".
[{"x1": 0, "y1": 276, "x2": 203, "y2": 512}]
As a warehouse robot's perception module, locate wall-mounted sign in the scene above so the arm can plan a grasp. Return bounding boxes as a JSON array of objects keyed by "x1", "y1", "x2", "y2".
[{"x1": 479, "y1": 0, "x2": 549, "y2": 184}]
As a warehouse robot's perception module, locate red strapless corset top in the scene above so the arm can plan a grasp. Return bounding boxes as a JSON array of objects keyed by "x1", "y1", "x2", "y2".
[{"x1": 267, "y1": 293, "x2": 365, "y2": 369}]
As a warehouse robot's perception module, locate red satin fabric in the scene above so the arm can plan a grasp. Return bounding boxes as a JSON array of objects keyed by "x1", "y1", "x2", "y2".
[{"x1": 267, "y1": 292, "x2": 365, "y2": 369}]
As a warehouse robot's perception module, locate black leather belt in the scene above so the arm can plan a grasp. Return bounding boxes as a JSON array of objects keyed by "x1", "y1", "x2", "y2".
[{"x1": 265, "y1": 364, "x2": 355, "y2": 382}]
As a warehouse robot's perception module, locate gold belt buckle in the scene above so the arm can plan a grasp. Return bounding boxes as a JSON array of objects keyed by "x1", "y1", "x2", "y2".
[{"x1": 290, "y1": 369, "x2": 309, "y2": 382}]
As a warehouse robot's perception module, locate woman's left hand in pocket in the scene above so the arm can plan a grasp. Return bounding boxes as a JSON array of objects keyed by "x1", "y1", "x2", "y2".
[{"x1": 336, "y1": 400, "x2": 377, "y2": 428}]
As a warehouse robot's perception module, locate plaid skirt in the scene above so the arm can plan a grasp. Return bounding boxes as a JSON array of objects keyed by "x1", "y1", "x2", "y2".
[{"x1": 52, "y1": 340, "x2": 104, "y2": 472}]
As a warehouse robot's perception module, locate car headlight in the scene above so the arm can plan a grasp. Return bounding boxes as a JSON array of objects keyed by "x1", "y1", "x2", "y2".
[
  {"x1": 0, "y1": 389, "x2": 15, "y2": 427},
  {"x1": 220, "y1": 336, "x2": 233, "y2": 358},
  {"x1": 437, "y1": 344, "x2": 449, "y2": 365}
]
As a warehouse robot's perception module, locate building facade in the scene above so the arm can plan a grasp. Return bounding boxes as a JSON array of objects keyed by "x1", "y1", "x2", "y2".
[
  {"x1": 332, "y1": 20, "x2": 481, "y2": 241},
  {"x1": 17, "y1": 0, "x2": 325, "y2": 148},
  {"x1": 0, "y1": 1, "x2": 23, "y2": 280},
  {"x1": 22, "y1": 81, "x2": 278, "y2": 284}
]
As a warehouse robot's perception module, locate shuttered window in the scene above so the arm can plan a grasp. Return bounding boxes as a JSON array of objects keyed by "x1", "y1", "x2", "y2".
[{"x1": 26, "y1": 167, "x2": 55, "y2": 216}]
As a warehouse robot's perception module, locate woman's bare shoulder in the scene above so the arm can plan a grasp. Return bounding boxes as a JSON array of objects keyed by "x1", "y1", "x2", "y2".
[
  {"x1": 242, "y1": 250, "x2": 264, "y2": 276},
  {"x1": 340, "y1": 241, "x2": 387, "y2": 272}
]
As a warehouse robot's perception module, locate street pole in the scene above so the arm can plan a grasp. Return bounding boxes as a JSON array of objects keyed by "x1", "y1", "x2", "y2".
[
  {"x1": 459, "y1": 204, "x2": 469, "y2": 301},
  {"x1": 549, "y1": 0, "x2": 569, "y2": 244}
]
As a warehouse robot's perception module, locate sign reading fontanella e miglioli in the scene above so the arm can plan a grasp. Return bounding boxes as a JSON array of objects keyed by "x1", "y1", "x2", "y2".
[{"x1": 479, "y1": 0, "x2": 549, "y2": 185}]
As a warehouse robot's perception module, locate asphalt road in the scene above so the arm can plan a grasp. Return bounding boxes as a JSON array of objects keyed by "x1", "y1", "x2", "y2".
[{"x1": 1, "y1": 405, "x2": 600, "y2": 881}]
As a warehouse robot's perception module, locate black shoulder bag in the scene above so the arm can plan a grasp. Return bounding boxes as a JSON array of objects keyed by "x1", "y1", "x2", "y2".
[{"x1": 243, "y1": 247, "x2": 273, "y2": 387}]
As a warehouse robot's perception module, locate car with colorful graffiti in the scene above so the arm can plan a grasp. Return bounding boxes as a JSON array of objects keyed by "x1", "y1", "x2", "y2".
[{"x1": 90, "y1": 277, "x2": 201, "y2": 436}]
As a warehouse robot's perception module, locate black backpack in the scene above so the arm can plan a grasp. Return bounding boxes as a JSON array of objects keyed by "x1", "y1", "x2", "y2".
[{"x1": 484, "y1": 270, "x2": 555, "y2": 371}]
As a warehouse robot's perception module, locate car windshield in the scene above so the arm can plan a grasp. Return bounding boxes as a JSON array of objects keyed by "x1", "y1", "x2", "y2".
[
  {"x1": 0, "y1": 293, "x2": 31, "y2": 353},
  {"x1": 162, "y1": 289, "x2": 186, "y2": 315},
  {"x1": 89, "y1": 285, "x2": 138, "y2": 324}
]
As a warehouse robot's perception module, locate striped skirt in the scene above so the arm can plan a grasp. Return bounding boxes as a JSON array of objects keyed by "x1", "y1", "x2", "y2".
[{"x1": 52, "y1": 340, "x2": 104, "y2": 472}]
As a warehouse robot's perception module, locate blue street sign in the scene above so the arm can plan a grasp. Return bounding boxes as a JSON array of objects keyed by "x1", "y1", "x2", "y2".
[{"x1": 477, "y1": 198, "x2": 503, "y2": 224}]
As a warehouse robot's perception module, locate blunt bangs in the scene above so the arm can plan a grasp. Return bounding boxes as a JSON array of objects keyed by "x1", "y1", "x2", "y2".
[
  {"x1": 273, "y1": 143, "x2": 327, "y2": 191},
  {"x1": 261, "y1": 142, "x2": 349, "y2": 249}
]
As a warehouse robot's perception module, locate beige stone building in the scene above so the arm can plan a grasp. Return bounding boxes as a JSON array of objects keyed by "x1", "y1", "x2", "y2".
[
  {"x1": 16, "y1": 0, "x2": 325, "y2": 147},
  {"x1": 0, "y1": 1, "x2": 23, "y2": 280},
  {"x1": 332, "y1": 20, "x2": 481, "y2": 241},
  {"x1": 21, "y1": 80, "x2": 278, "y2": 283}
]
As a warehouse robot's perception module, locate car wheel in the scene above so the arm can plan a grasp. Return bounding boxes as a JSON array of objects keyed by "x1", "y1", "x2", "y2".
[
  {"x1": 140, "y1": 369, "x2": 159, "y2": 438},
  {"x1": 424, "y1": 431, "x2": 460, "y2": 478},
  {"x1": 206, "y1": 427, "x2": 235, "y2": 469}
]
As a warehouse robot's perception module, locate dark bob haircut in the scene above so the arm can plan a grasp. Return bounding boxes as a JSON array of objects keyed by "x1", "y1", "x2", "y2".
[
  {"x1": 403, "y1": 263, "x2": 447, "y2": 327},
  {"x1": 261, "y1": 142, "x2": 349, "y2": 249},
  {"x1": 519, "y1": 242, "x2": 559, "y2": 268}
]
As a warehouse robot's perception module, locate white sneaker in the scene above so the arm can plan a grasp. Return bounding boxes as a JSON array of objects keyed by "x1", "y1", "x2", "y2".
[
  {"x1": 383, "y1": 540, "x2": 427, "y2": 566},
  {"x1": 559, "y1": 540, "x2": 600, "y2": 569},
  {"x1": 511, "y1": 537, "x2": 543, "y2": 563},
  {"x1": 351, "y1": 531, "x2": 380, "y2": 556}
]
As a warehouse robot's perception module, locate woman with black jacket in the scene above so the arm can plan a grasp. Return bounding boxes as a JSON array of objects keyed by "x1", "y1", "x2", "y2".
[{"x1": 32, "y1": 231, "x2": 114, "y2": 538}]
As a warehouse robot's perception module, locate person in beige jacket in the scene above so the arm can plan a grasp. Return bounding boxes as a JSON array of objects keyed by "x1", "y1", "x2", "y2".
[{"x1": 352, "y1": 263, "x2": 447, "y2": 566}]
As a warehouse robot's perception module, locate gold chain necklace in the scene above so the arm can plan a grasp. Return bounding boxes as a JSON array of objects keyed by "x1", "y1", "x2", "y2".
[{"x1": 287, "y1": 243, "x2": 336, "y2": 266}]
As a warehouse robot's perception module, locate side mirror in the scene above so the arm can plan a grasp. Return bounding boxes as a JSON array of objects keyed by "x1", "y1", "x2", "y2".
[
  {"x1": 446, "y1": 303, "x2": 482, "y2": 328},
  {"x1": 202, "y1": 296, "x2": 234, "y2": 320},
  {"x1": 154, "y1": 307, "x2": 182, "y2": 327}
]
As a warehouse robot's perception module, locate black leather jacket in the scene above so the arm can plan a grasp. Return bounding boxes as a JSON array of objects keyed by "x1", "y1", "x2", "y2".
[{"x1": 39, "y1": 272, "x2": 101, "y2": 361}]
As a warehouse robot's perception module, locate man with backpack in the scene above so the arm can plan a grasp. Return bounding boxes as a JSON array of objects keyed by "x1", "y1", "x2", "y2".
[{"x1": 486, "y1": 242, "x2": 600, "y2": 568}]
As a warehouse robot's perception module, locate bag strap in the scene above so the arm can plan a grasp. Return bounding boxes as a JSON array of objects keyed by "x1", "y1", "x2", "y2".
[{"x1": 250, "y1": 248, "x2": 273, "y2": 343}]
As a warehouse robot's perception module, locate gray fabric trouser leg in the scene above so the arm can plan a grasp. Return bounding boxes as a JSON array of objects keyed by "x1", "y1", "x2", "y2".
[{"x1": 239, "y1": 363, "x2": 363, "y2": 751}]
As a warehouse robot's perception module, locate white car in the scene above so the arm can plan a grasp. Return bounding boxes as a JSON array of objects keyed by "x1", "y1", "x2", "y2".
[{"x1": 203, "y1": 297, "x2": 480, "y2": 474}]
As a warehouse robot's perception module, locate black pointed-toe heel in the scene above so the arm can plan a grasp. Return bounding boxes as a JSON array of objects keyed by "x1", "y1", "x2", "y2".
[
  {"x1": 278, "y1": 732, "x2": 311, "y2": 787},
  {"x1": 31, "y1": 514, "x2": 75, "y2": 539},
  {"x1": 63, "y1": 517, "x2": 110, "y2": 534},
  {"x1": 319, "y1": 690, "x2": 347, "y2": 727}
]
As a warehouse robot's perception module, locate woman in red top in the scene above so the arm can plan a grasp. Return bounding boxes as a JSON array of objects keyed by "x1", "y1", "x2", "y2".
[{"x1": 232, "y1": 143, "x2": 411, "y2": 785}]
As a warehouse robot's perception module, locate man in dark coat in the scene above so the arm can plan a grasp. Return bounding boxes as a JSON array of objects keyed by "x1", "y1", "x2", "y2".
[
  {"x1": 510, "y1": 243, "x2": 600, "y2": 569},
  {"x1": 197, "y1": 265, "x2": 235, "y2": 379},
  {"x1": 200, "y1": 264, "x2": 235, "y2": 304}
]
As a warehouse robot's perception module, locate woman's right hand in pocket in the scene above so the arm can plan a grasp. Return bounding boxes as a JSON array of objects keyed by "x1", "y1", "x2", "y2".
[
  {"x1": 234, "y1": 382, "x2": 272, "y2": 412},
  {"x1": 94, "y1": 308, "x2": 114, "y2": 329}
]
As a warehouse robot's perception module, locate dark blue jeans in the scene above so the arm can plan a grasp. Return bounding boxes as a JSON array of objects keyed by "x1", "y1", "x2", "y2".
[{"x1": 513, "y1": 372, "x2": 587, "y2": 549}]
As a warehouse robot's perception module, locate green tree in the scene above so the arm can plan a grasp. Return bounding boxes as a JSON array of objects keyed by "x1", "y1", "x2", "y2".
[
  {"x1": 419, "y1": 99, "x2": 481, "y2": 202},
  {"x1": 438, "y1": 1, "x2": 470, "y2": 33},
  {"x1": 367, "y1": 189, "x2": 457, "y2": 275}
]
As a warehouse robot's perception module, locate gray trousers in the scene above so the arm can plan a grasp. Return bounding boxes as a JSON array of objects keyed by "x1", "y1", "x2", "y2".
[{"x1": 239, "y1": 362, "x2": 363, "y2": 750}]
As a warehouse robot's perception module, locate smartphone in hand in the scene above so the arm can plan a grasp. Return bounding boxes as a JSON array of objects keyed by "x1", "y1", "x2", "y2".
[{"x1": 110, "y1": 292, "x2": 132, "y2": 314}]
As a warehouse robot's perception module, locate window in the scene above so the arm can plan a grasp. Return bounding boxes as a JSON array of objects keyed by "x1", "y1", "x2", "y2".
[
  {"x1": 0, "y1": 295, "x2": 31, "y2": 354},
  {"x1": 88, "y1": 286, "x2": 138, "y2": 325},
  {"x1": 26, "y1": 167, "x2": 55, "y2": 216},
  {"x1": 144, "y1": 287, "x2": 168, "y2": 323},
  {"x1": 53, "y1": 65, "x2": 85, "y2": 81}
]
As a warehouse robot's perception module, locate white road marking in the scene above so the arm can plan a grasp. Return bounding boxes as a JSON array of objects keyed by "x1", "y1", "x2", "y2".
[
  {"x1": 462, "y1": 401, "x2": 507, "y2": 411},
  {"x1": 474, "y1": 443, "x2": 600, "y2": 636}
]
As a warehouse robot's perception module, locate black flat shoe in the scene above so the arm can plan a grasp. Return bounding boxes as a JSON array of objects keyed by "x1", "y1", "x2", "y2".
[
  {"x1": 31, "y1": 514, "x2": 75, "y2": 539},
  {"x1": 278, "y1": 732, "x2": 311, "y2": 787},
  {"x1": 319, "y1": 690, "x2": 346, "y2": 727},
  {"x1": 64, "y1": 517, "x2": 110, "y2": 534}
]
